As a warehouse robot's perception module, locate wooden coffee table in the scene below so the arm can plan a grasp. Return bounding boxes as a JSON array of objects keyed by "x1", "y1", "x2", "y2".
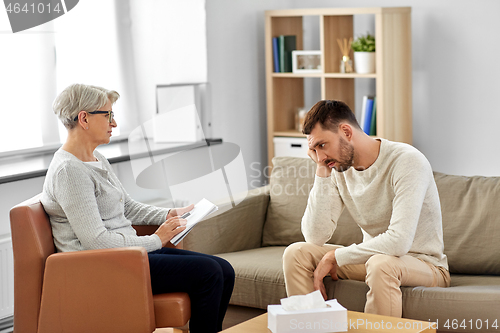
[{"x1": 221, "y1": 311, "x2": 436, "y2": 332}]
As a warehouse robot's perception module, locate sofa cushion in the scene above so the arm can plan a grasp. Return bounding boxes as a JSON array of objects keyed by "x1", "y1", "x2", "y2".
[
  {"x1": 325, "y1": 279, "x2": 368, "y2": 312},
  {"x1": 262, "y1": 156, "x2": 362, "y2": 247},
  {"x1": 434, "y1": 172, "x2": 500, "y2": 275},
  {"x1": 327, "y1": 208, "x2": 363, "y2": 247},
  {"x1": 216, "y1": 246, "x2": 288, "y2": 309},
  {"x1": 217, "y1": 242, "x2": 500, "y2": 325},
  {"x1": 216, "y1": 246, "x2": 356, "y2": 310},
  {"x1": 402, "y1": 274, "x2": 500, "y2": 330},
  {"x1": 184, "y1": 186, "x2": 270, "y2": 255},
  {"x1": 262, "y1": 157, "x2": 314, "y2": 246}
]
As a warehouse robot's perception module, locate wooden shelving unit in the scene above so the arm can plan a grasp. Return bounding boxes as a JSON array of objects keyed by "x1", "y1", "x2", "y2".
[{"x1": 265, "y1": 7, "x2": 412, "y2": 165}]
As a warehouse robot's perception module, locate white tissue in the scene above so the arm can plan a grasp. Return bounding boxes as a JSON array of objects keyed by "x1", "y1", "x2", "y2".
[{"x1": 280, "y1": 290, "x2": 327, "y2": 311}]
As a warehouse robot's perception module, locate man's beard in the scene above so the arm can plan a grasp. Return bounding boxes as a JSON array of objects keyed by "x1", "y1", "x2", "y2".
[{"x1": 325, "y1": 136, "x2": 354, "y2": 172}]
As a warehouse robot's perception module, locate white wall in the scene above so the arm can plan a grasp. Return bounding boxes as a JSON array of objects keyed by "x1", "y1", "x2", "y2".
[
  {"x1": 128, "y1": 0, "x2": 207, "y2": 126},
  {"x1": 0, "y1": 178, "x2": 45, "y2": 236},
  {"x1": 206, "y1": 0, "x2": 500, "y2": 179},
  {"x1": 206, "y1": 0, "x2": 288, "y2": 187}
]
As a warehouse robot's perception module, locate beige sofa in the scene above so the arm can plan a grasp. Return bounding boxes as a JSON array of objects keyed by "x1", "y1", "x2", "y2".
[{"x1": 184, "y1": 157, "x2": 500, "y2": 332}]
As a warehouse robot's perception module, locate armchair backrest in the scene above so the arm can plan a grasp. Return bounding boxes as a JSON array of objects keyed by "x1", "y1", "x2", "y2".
[{"x1": 10, "y1": 194, "x2": 55, "y2": 333}]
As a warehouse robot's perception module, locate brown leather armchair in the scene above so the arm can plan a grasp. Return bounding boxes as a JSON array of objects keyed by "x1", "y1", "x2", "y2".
[{"x1": 10, "y1": 194, "x2": 190, "y2": 333}]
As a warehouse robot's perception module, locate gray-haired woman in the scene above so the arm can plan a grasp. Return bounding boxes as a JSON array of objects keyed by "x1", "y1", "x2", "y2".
[{"x1": 41, "y1": 83, "x2": 234, "y2": 333}]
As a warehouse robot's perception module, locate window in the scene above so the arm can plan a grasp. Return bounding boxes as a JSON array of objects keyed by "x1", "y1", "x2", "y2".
[
  {"x1": 0, "y1": 0, "x2": 122, "y2": 154},
  {"x1": 0, "y1": 16, "x2": 57, "y2": 153},
  {"x1": 54, "y1": 0, "x2": 122, "y2": 142},
  {"x1": 0, "y1": 0, "x2": 208, "y2": 155}
]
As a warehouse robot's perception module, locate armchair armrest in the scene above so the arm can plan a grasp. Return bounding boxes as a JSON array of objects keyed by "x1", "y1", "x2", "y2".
[
  {"x1": 183, "y1": 185, "x2": 270, "y2": 255},
  {"x1": 38, "y1": 247, "x2": 155, "y2": 333},
  {"x1": 133, "y1": 225, "x2": 160, "y2": 236},
  {"x1": 133, "y1": 225, "x2": 183, "y2": 249}
]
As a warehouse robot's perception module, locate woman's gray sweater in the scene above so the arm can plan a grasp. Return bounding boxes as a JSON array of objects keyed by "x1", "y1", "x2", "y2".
[{"x1": 41, "y1": 148, "x2": 167, "y2": 253}]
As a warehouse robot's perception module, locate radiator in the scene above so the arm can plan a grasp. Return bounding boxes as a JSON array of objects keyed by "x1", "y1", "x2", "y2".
[{"x1": 0, "y1": 237, "x2": 14, "y2": 320}]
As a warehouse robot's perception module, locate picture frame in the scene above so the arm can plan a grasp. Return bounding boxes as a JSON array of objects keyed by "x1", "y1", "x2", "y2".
[{"x1": 292, "y1": 50, "x2": 322, "y2": 73}]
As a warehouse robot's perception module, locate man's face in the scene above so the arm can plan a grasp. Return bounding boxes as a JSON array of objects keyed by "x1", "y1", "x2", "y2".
[{"x1": 307, "y1": 123, "x2": 355, "y2": 172}]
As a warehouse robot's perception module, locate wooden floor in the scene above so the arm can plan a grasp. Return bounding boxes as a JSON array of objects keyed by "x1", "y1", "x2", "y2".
[
  {"x1": 153, "y1": 305, "x2": 266, "y2": 332},
  {"x1": 221, "y1": 304, "x2": 267, "y2": 330},
  {"x1": 1, "y1": 305, "x2": 265, "y2": 333}
]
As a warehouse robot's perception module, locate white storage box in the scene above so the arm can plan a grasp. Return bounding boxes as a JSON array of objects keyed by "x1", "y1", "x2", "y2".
[
  {"x1": 268, "y1": 299, "x2": 348, "y2": 333},
  {"x1": 273, "y1": 137, "x2": 308, "y2": 158}
]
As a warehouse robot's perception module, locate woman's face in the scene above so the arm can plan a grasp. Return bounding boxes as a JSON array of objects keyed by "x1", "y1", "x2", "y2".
[{"x1": 88, "y1": 99, "x2": 117, "y2": 145}]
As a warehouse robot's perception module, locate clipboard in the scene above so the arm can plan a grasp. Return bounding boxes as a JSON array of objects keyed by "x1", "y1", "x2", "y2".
[{"x1": 170, "y1": 198, "x2": 218, "y2": 246}]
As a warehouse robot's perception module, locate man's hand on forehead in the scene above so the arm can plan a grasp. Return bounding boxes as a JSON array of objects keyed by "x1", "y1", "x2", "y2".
[{"x1": 308, "y1": 137, "x2": 317, "y2": 150}]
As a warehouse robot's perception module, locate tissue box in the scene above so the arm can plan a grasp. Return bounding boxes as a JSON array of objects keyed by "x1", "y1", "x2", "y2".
[{"x1": 268, "y1": 299, "x2": 348, "y2": 333}]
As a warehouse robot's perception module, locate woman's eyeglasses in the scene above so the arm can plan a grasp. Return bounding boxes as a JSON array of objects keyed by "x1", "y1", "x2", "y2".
[{"x1": 73, "y1": 111, "x2": 114, "y2": 123}]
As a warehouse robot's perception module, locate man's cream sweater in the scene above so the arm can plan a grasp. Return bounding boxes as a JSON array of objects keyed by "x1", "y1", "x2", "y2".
[
  {"x1": 302, "y1": 139, "x2": 448, "y2": 269},
  {"x1": 41, "y1": 148, "x2": 167, "y2": 253}
]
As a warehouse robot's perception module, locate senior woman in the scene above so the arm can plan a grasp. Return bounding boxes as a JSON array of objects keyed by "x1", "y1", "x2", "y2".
[{"x1": 40, "y1": 83, "x2": 234, "y2": 333}]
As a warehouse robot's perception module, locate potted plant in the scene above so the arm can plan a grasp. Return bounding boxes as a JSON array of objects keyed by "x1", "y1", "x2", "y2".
[{"x1": 351, "y1": 33, "x2": 376, "y2": 74}]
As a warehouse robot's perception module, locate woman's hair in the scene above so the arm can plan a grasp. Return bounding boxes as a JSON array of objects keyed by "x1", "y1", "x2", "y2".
[
  {"x1": 53, "y1": 83, "x2": 120, "y2": 129},
  {"x1": 302, "y1": 100, "x2": 361, "y2": 135}
]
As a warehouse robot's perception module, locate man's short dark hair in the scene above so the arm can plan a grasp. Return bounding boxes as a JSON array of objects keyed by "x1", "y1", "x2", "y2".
[{"x1": 302, "y1": 100, "x2": 361, "y2": 135}]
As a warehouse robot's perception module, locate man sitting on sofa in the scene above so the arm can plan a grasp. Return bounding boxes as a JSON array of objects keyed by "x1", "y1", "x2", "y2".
[{"x1": 283, "y1": 100, "x2": 450, "y2": 318}]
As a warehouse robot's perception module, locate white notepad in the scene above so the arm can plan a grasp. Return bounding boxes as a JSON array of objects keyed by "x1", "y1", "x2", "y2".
[{"x1": 170, "y1": 198, "x2": 218, "y2": 246}]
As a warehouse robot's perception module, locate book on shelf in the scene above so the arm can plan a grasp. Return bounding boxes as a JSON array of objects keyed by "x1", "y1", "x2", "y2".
[
  {"x1": 276, "y1": 35, "x2": 296, "y2": 73},
  {"x1": 170, "y1": 198, "x2": 218, "y2": 246},
  {"x1": 359, "y1": 95, "x2": 376, "y2": 135},
  {"x1": 359, "y1": 96, "x2": 368, "y2": 130},
  {"x1": 369, "y1": 97, "x2": 377, "y2": 136},
  {"x1": 363, "y1": 98, "x2": 374, "y2": 134},
  {"x1": 272, "y1": 37, "x2": 280, "y2": 72}
]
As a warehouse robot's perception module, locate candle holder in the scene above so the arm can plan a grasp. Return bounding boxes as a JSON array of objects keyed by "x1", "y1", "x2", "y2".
[
  {"x1": 337, "y1": 38, "x2": 353, "y2": 73},
  {"x1": 340, "y1": 55, "x2": 353, "y2": 73},
  {"x1": 295, "y1": 107, "x2": 307, "y2": 132}
]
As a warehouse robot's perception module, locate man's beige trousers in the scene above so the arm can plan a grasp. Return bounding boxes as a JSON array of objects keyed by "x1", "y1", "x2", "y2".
[{"x1": 283, "y1": 242, "x2": 450, "y2": 318}]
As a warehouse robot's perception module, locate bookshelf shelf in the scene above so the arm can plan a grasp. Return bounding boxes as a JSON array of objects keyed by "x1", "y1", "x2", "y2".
[
  {"x1": 274, "y1": 131, "x2": 307, "y2": 138},
  {"x1": 271, "y1": 73, "x2": 377, "y2": 79},
  {"x1": 265, "y1": 7, "x2": 412, "y2": 165},
  {"x1": 271, "y1": 73, "x2": 323, "y2": 78},
  {"x1": 323, "y1": 73, "x2": 377, "y2": 79}
]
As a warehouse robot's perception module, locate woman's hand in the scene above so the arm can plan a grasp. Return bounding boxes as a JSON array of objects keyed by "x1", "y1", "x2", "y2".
[
  {"x1": 154, "y1": 216, "x2": 188, "y2": 247},
  {"x1": 167, "y1": 204, "x2": 195, "y2": 219}
]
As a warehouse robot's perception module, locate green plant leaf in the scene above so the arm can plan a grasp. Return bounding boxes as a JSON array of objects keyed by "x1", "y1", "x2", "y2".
[{"x1": 351, "y1": 33, "x2": 375, "y2": 52}]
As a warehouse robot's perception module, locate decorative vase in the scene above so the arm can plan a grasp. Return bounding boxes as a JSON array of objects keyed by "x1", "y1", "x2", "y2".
[
  {"x1": 340, "y1": 56, "x2": 353, "y2": 73},
  {"x1": 354, "y1": 52, "x2": 376, "y2": 74}
]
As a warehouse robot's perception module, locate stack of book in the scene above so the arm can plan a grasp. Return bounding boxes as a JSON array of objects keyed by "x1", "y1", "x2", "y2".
[
  {"x1": 272, "y1": 35, "x2": 296, "y2": 73},
  {"x1": 359, "y1": 96, "x2": 377, "y2": 136}
]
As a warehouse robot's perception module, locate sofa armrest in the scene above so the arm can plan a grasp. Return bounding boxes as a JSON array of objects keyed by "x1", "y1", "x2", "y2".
[
  {"x1": 38, "y1": 247, "x2": 155, "y2": 333},
  {"x1": 183, "y1": 185, "x2": 270, "y2": 255}
]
